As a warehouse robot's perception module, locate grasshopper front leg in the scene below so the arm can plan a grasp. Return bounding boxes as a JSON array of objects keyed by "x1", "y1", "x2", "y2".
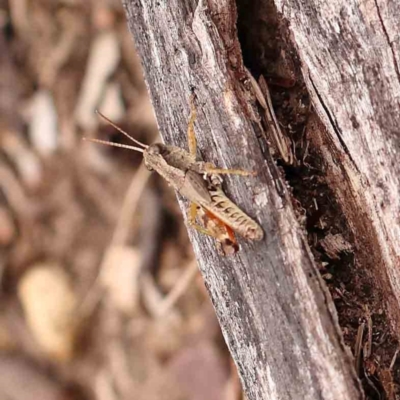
[{"x1": 194, "y1": 162, "x2": 256, "y2": 178}]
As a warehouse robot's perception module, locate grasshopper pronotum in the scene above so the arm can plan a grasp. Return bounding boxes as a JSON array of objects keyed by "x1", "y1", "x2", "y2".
[{"x1": 84, "y1": 97, "x2": 264, "y2": 252}]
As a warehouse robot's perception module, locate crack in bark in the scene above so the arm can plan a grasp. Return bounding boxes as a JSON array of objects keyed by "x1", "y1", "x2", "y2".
[
  {"x1": 373, "y1": 0, "x2": 400, "y2": 84},
  {"x1": 308, "y1": 73, "x2": 361, "y2": 175}
]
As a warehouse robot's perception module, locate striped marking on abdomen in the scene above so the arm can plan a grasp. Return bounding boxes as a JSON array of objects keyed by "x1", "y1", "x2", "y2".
[{"x1": 203, "y1": 187, "x2": 264, "y2": 241}]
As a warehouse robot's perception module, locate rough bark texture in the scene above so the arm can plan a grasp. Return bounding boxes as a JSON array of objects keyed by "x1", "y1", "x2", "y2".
[
  {"x1": 275, "y1": 0, "x2": 400, "y2": 329},
  {"x1": 121, "y1": 0, "x2": 367, "y2": 399}
]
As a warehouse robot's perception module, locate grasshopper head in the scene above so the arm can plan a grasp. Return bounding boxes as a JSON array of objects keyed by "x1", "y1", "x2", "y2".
[{"x1": 144, "y1": 143, "x2": 168, "y2": 171}]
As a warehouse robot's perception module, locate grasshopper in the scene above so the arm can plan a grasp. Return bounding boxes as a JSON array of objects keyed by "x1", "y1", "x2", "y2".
[{"x1": 84, "y1": 97, "x2": 264, "y2": 251}]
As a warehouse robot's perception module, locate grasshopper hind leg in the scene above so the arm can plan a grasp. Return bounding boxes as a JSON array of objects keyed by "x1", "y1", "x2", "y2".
[
  {"x1": 187, "y1": 95, "x2": 197, "y2": 158},
  {"x1": 188, "y1": 203, "x2": 239, "y2": 256},
  {"x1": 192, "y1": 161, "x2": 256, "y2": 178},
  {"x1": 188, "y1": 203, "x2": 220, "y2": 239},
  {"x1": 203, "y1": 163, "x2": 256, "y2": 177}
]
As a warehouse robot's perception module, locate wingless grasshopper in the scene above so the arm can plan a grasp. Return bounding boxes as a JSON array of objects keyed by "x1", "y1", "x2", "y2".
[{"x1": 84, "y1": 97, "x2": 264, "y2": 254}]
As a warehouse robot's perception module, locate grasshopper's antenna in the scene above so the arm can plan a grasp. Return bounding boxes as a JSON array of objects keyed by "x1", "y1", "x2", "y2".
[
  {"x1": 83, "y1": 137, "x2": 144, "y2": 153},
  {"x1": 95, "y1": 110, "x2": 149, "y2": 149}
]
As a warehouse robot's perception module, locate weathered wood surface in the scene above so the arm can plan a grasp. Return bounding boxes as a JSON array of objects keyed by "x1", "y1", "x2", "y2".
[
  {"x1": 275, "y1": 0, "x2": 400, "y2": 327},
  {"x1": 122, "y1": 0, "x2": 362, "y2": 399}
]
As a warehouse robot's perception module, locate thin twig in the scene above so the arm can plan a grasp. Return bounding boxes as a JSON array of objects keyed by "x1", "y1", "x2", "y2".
[
  {"x1": 389, "y1": 347, "x2": 399, "y2": 370},
  {"x1": 354, "y1": 322, "x2": 365, "y2": 376},
  {"x1": 363, "y1": 306, "x2": 372, "y2": 360},
  {"x1": 155, "y1": 259, "x2": 199, "y2": 318}
]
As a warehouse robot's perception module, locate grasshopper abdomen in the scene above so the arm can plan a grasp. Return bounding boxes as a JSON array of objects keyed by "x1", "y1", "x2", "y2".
[{"x1": 202, "y1": 185, "x2": 264, "y2": 241}]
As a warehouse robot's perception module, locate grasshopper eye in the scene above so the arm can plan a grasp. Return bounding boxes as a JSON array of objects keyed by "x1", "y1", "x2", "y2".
[{"x1": 148, "y1": 143, "x2": 163, "y2": 155}]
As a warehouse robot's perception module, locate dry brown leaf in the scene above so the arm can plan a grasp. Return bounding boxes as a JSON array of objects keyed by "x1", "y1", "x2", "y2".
[
  {"x1": 100, "y1": 245, "x2": 142, "y2": 314},
  {"x1": 75, "y1": 31, "x2": 120, "y2": 130},
  {"x1": 27, "y1": 90, "x2": 58, "y2": 156},
  {"x1": 17, "y1": 264, "x2": 77, "y2": 361}
]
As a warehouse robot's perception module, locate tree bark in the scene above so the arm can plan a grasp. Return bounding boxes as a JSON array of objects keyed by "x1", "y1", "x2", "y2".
[
  {"x1": 273, "y1": 0, "x2": 400, "y2": 328},
  {"x1": 119, "y1": 0, "x2": 378, "y2": 399}
]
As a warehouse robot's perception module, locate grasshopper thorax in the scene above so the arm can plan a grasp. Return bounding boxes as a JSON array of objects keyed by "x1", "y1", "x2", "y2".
[{"x1": 144, "y1": 142, "x2": 195, "y2": 175}]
